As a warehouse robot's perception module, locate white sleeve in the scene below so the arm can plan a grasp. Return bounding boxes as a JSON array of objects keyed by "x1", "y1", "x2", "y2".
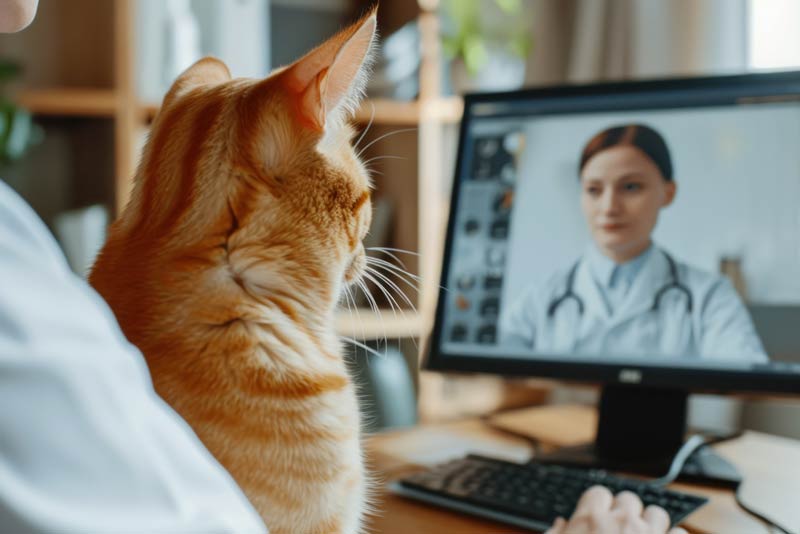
[
  {"x1": 0, "y1": 183, "x2": 266, "y2": 533},
  {"x1": 698, "y1": 275, "x2": 768, "y2": 363}
]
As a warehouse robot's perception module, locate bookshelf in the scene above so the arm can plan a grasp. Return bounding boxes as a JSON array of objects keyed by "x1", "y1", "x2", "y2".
[
  {"x1": 16, "y1": 88, "x2": 119, "y2": 117},
  {"x1": 352, "y1": 96, "x2": 463, "y2": 125}
]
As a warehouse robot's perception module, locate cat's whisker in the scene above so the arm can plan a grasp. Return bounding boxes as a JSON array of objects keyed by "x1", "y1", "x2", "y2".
[
  {"x1": 362, "y1": 271, "x2": 400, "y2": 322},
  {"x1": 365, "y1": 266, "x2": 417, "y2": 315},
  {"x1": 341, "y1": 286, "x2": 359, "y2": 351},
  {"x1": 361, "y1": 155, "x2": 407, "y2": 167},
  {"x1": 364, "y1": 269, "x2": 419, "y2": 350},
  {"x1": 366, "y1": 257, "x2": 423, "y2": 286},
  {"x1": 363, "y1": 161, "x2": 385, "y2": 178},
  {"x1": 366, "y1": 265, "x2": 416, "y2": 311},
  {"x1": 344, "y1": 284, "x2": 369, "y2": 350},
  {"x1": 364, "y1": 272, "x2": 406, "y2": 346},
  {"x1": 341, "y1": 285, "x2": 355, "y2": 322},
  {"x1": 354, "y1": 101, "x2": 375, "y2": 151},
  {"x1": 360, "y1": 273, "x2": 396, "y2": 349},
  {"x1": 366, "y1": 264, "x2": 421, "y2": 299},
  {"x1": 342, "y1": 284, "x2": 352, "y2": 314},
  {"x1": 363, "y1": 270, "x2": 418, "y2": 352},
  {"x1": 357, "y1": 127, "x2": 417, "y2": 159},
  {"x1": 342, "y1": 336, "x2": 385, "y2": 360},
  {"x1": 354, "y1": 284, "x2": 377, "y2": 351},
  {"x1": 365, "y1": 259, "x2": 426, "y2": 300},
  {"x1": 366, "y1": 248, "x2": 408, "y2": 270},
  {"x1": 357, "y1": 279, "x2": 380, "y2": 335},
  {"x1": 356, "y1": 277, "x2": 388, "y2": 352},
  {"x1": 367, "y1": 246, "x2": 421, "y2": 257},
  {"x1": 366, "y1": 255, "x2": 452, "y2": 294},
  {"x1": 339, "y1": 283, "x2": 352, "y2": 309},
  {"x1": 363, "y1": 271, "x2": 406, "y2": 320}
]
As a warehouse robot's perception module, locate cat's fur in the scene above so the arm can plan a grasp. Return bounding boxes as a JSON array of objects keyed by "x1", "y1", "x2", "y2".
[{"x1": 90, "y1": 9, "x2": 377, "y2": 534}]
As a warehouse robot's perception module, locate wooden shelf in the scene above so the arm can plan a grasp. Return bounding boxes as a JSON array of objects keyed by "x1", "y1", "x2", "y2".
[
  {"x1": 422, "y1": 96, "x2": 464, "y2": 123},
  {"x1": 16, "y1": 88, "x2": 119, "y2": 117},
  {"x1": 354, "y1": 98, "x2": 419, "y2": 125},
  {"x1": 336, "y1": 309, "x2": 423, "y2": 340},
  {"x1": 141, "y1": 98, "x2": 423, "y2": 125},
  {"x1": 140, "y1": 96, "x2": 462, "y2": 126},
  {"x1": 353, "y1": 96, "x2": 463, "y2": 125}
]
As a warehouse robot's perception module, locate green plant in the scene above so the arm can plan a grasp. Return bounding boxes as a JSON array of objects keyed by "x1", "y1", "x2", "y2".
[
  {"x1": 0, "y1": 60, "x2": 38, "y2": 165},
  {"x1": 441, "y1": 0, "x2": 532, "y2": 76}
]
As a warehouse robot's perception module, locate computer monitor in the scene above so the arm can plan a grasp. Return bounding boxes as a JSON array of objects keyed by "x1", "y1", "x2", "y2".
[{"x1": 425, "y1": 71, "x2": 800, "y2": 484}]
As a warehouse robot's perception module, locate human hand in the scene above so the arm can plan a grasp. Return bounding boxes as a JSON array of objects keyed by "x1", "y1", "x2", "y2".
[
  {"x1": 544, "y1": 486, "x2": 688, "y2": 534},
  {"x1": 0, "y1": 0, "x2": 39, "y2": 32}
]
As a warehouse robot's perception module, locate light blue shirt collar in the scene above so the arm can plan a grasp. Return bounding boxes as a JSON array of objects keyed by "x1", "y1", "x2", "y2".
[{"x1": 586, "y1": 243, "x2": 654, "y2": 289}]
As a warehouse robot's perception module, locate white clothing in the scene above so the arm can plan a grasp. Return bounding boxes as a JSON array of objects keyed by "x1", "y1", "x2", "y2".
[
  {"x1": 0, "y1": 181, "x2": 266, "y2": 532},
  {"x1": 501, "y1": 245, "x2": 768, "y2": 362},
  {"x1": 585, "y1": 243, "x2": 653, "y2": 315}
]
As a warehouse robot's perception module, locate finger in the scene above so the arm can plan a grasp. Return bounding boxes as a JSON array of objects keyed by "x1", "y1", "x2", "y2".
[
  {"x1": 667, "y1": 528, "x2": 688, "y2": 534},
  {"x1": 544, "y1": 517, "x2": 566, "y2": 534},
  {"x1": 643, "y1": 504, "x2": 671, "y2": 531},
  {"x1": 573, "y1": 485, "x2": 614, "y2": 516},
  {"x1": 611, "y1": 491, "x2": 643, "y2": 517}
]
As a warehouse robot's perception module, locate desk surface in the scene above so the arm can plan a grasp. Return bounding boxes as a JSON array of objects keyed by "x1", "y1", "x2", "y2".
[{"x1": 364, "y1": 406, "x2": 800, "y2": 534}]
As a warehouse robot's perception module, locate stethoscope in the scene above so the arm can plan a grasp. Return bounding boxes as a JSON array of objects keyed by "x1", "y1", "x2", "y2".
[{"x1": 546, "y1": 250, "x2": 693, "y2": 318}]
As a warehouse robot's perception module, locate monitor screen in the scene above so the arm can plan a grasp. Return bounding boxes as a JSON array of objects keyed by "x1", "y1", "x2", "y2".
[{"x1": 433, "y1": 73, "x2": 800, "y2": 383}]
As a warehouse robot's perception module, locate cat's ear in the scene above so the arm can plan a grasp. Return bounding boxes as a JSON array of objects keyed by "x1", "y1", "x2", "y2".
[
  {"x1": 283, "y1": 7, "x2": 377, "y2": 131},
  {"x1": 163, "y1": 57, "x2": 232, "y2": 108}
]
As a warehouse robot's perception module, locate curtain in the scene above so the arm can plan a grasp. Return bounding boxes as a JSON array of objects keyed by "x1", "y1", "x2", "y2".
[{"x1": 526, "y1": 0, "x2": 749, "y2": 85}]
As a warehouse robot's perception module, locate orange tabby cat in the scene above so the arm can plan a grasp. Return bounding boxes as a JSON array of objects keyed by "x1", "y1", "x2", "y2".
[{"x1": 89, "y1": 9, "x2": 377, "y2": 534}]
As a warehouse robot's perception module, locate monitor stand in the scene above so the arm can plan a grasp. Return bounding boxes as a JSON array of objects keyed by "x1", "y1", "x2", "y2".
[{"x1": 535, "y1": 385, "x2": 742, "y2": 488}]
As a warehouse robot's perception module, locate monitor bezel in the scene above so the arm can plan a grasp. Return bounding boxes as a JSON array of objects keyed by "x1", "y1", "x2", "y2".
[{"x1": 424, "y1": 70, "x2": 800, "y2": 395}]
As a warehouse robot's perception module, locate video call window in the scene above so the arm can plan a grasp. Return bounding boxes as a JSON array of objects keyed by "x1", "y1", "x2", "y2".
[{"x1": 441, "y1": 100, "x2": 800, "y2": 368}]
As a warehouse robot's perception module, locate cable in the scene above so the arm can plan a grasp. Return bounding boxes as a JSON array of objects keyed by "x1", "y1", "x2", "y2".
[
  {"x1": 649, "y1": 434, "x2": 708, "y2": 487},
  {"x1": 734, "y1": 486, "x2": 795, "y2": 534},
  {"x1": 650, "y1": 431, "x2": 742, "y2": 487},
  {"x1": 650, "y1": 432, "x2": 795, "y2": 534}
]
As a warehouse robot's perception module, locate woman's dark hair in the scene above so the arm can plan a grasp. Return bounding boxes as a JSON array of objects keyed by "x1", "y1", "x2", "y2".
[{"x1": 579, "y1": 124, "x2": 673, "y2": 181}]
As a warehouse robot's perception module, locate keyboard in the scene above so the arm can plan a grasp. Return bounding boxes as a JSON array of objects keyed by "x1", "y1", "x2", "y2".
[{"x1": 390, "y1": 455, "x2": 708, "y2": 531}]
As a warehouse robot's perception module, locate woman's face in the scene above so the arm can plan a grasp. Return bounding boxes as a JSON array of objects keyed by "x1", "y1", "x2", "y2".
[{"x1": 580, "y1": 145, "x2": 676, "y2": 261}]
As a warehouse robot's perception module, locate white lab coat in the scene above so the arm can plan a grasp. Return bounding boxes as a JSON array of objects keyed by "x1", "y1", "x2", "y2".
[
  {"x1": 0, "y1": 182, "x2": 266, "y2": 532},
  {"x1": 501, "y1": 246, "x2": 768, "y2": 362}
]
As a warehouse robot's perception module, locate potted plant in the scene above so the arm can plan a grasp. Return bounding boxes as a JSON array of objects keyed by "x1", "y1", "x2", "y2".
[
  {"x1": 441, "y1": 0, "x2": 532, "y2": 93},
  {"x1": 0, "y1": 60, "x2": 38, "y2": 167}
]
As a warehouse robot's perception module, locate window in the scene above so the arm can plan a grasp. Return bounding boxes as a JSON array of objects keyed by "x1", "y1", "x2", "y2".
[{"x1": 748, "y1": 0, "x2": 800, "y2": 69}]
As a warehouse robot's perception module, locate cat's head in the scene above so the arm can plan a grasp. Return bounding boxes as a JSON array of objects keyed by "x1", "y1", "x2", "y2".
[{"x1": 123, "y1": 8, "x2": 378, "y2": 311}]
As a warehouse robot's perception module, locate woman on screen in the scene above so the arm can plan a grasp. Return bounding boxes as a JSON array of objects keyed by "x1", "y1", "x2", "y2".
[{"x1": 500, "y1": 124, "x2": 767, "y2": 361}]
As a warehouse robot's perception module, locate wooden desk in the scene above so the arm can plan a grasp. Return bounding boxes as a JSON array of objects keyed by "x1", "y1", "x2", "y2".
[{"x1": 364, "y1": 406, "x2": 800, "y2": 534}]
